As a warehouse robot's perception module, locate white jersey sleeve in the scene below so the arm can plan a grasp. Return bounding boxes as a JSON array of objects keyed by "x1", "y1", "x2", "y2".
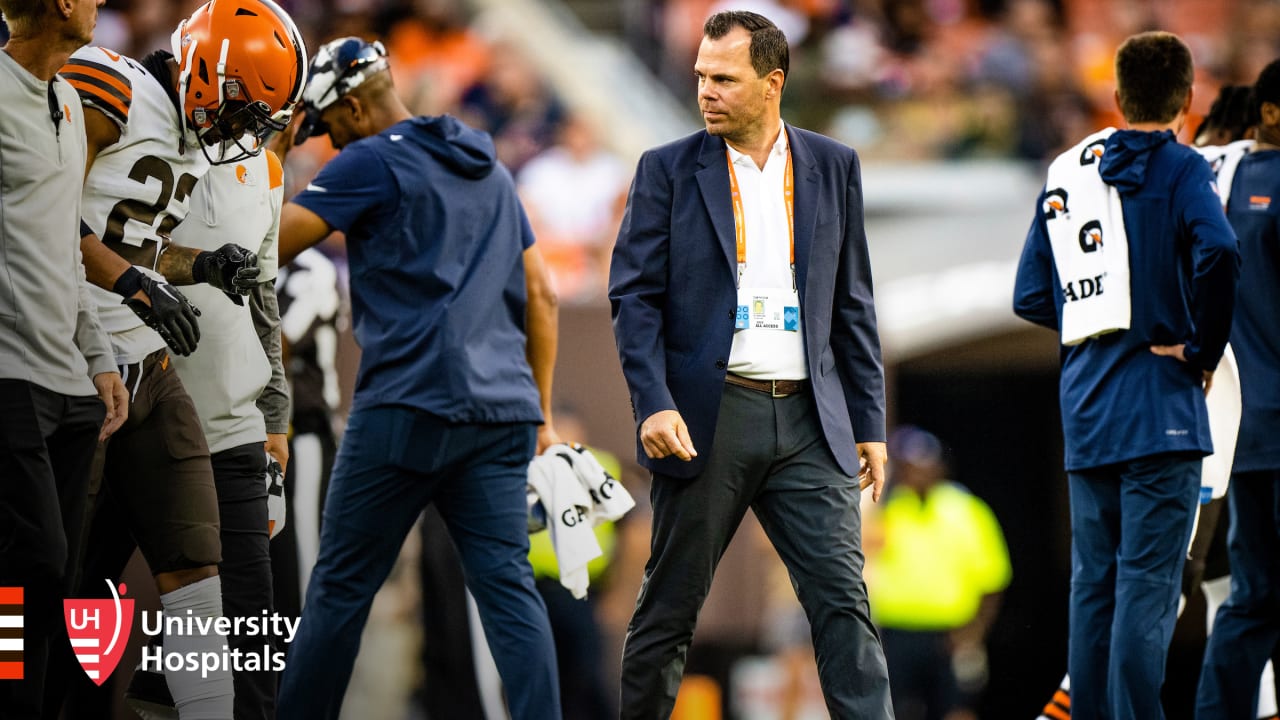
[{"x1": 66, "y1": 47, "x2": 211, "y2": 364}]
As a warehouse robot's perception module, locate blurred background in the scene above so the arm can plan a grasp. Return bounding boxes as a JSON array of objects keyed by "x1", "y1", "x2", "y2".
[{"x1": 8, "y1": 0, "x2": 1273, "y2": 717}]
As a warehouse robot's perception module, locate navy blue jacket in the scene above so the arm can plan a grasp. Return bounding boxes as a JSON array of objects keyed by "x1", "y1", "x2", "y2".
[
  {"x1": 1226, "y1": 150, "x2": 1280, "y2": 472},
  {"x1": 1014, "y1": 130, "x2": 1239, "y2": 471},
  {"x1": 608, "y1": 127, "x2": 885, "y2": 479},
  {"x1": 293, "y1": 115, "x2": 542, "y2": 424}
]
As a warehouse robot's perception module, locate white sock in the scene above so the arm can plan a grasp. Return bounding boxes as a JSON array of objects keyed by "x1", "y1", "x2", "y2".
[
  {"x1": 159, "y1": 575, "x2": 235, "y2": 720},
  {"x1": 1202, "y1": 575, "x2": 1232, "y2": 634},
  {"x1": 1258, "y1": 660, "x2": 1277, "y2": 718}
]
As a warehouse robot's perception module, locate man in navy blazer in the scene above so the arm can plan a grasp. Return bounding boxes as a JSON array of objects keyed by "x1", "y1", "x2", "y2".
[{"x1": 609, "y1": 10, "x2": 893, "y2": 719}]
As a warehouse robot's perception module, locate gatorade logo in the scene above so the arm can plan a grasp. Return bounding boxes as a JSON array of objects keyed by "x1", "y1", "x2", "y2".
[
  {"x1": 64, "y1": 580, "x2": 133, "y2": 685},
  {"x1": 1078, "y1": 220, "x2": 1103, "y2": 253},
  {"x1": 1079, "y1": 140, "x2": 1106, "y2": 165},
  {"x1": 0, "y1": 587, "x2": 22, "y2": 679},
  {"x1": 1043, "y1": 188, "x2": 1069, "y2": 220}
]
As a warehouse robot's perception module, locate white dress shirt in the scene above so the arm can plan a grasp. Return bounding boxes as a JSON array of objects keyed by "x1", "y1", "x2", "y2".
[{"x1": 726, "y1": 125, "x2": 808, "y2": 380}]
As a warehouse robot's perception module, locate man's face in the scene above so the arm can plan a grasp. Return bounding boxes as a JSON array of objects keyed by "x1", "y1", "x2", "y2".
[
  {"x1": 319, "y1": 99, "x2": 359, "y2": 150},
  {"x1": 68, "y1": 0, "x2": 105, "y2": 45},
  {"x1": 694, "y1": 27, "x2": 770, "y2": 143}
]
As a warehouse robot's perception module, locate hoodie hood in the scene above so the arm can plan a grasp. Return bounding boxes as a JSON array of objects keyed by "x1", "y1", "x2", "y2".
[
  {"x1": 1099, "y1": 129, "x2": 1176, "y2": 193},
  {"x1": 399, "y1": 115, "x2": 496, "y2": 180}
]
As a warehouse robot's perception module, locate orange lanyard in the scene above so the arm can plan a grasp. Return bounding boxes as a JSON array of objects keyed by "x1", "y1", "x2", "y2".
[{"x1": 726, "y1": 134, "x2": 795, "y2": 290}]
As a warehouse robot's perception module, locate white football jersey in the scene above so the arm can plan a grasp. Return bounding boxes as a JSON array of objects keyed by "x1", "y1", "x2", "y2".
[
  {"x1": 64, "y1": 47, "x2": 210, "y2": 364},
  {"x1": 169, "y1": 150, "x2": 283, "y2": 453}
]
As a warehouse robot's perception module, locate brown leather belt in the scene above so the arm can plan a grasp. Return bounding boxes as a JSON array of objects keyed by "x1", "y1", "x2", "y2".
[{"x1": 724, "y1": 373, "x2": 809, "y2": 398}]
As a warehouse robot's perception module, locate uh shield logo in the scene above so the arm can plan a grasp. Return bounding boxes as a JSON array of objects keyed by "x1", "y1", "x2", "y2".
[{"x1": 64, "y1": 580, "x2": 133, "y2": 685}]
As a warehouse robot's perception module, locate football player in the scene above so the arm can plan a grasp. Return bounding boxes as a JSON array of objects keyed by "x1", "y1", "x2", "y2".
[{"x1": 45, "y1": 2, "x2": 306, "y2": 718}]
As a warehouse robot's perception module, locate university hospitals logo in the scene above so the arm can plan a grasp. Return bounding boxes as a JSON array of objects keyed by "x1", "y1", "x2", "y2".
[
  {"x1": 0, "y1": 587, "x2": 22, "y2": 679},
  {"x1": 60, "y1": 580, "x2": 297, "y2": 684},
  {"x1": 64, "y1": 580, "x2": 133, "y2": 685}
]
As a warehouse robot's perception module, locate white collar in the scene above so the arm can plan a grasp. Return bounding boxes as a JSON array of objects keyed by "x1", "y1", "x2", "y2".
[{"x1": 726, "y1": 122, "x2": 789, "y2": 167}]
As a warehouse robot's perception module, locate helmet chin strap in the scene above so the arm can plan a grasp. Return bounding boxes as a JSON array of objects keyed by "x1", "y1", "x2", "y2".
[
  {"x1": 216, "y1": 38, "x2": 230, "y2": 112},
  {"x1": 176, "y1": 24, "x2": 200, "y2": 152}
]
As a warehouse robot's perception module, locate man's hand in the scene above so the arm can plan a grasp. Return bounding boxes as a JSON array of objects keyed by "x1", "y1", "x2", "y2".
[
  {"x1": 857, "y1": 441, "x2": 888, "y2": 502},
  {"x1": 194, "y1": 243, "x2": 261, "y2": 304},
  {"x1": 1151, "y1": 343, "x2": 1215, "y2": 395},
  {"x1": 93, "y1": 371, "x2": 129, "y2": 441},
  {"x1": 536, "y1": 422, "x2": 562, "y2": 455},
  {"x1": 640, "y1": 409, "x2": 696, "y2": 461},
  {"x1": 125, "y1": 275, "x2": 201, "y2": 356},
  {"x1": 265, "y1": 433, "x2": 289, "y2": 476},
  {"x1": 265, "y1": 114, "x2": 300, "y2": 163}
]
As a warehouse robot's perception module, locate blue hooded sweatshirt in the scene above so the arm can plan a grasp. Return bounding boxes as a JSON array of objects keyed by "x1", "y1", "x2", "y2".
[
  {"x1": 1224, "y1": 149, "x2": 1280, "y2": 472},
  {"x1": 292, "y1": 115, "x2": 543, "y2": 423},
  {"x1": 1014, "y1": 129, "x2": 1239, "y2": 471}
]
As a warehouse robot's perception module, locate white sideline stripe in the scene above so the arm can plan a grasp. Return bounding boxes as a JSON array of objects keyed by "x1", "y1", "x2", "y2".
[
  {"x1": 70, "y1": 638, "x2": 97, "y2": 647},
  {"x1": 0, "y1": 616, "x2": 21, "y2": 628},
  {"x1": 75, "y1": 654, "x2": 100, "y2": 664},
  {"x1": 0, "y1": 638, "x2": 22, "y2": 651}
]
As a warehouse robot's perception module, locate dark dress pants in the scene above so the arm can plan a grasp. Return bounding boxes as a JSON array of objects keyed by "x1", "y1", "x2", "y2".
[
  {"x1": 620, "y1": 384, "x2": 893, "y2": 719},
  {"x1": 0, "y1": 380, "x2": 103, "y2": 719}
]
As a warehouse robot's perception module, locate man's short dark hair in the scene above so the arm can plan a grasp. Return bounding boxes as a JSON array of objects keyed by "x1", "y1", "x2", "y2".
[
  {"x1": 1114, "y1": 31, "x2": 1195, "y2": 124},
  {"x1": 703, "y1": 10, "x2": 789, "y2": 86},
  {"x1": 1194, "y1": 85, "x2": 1258, "y2": 142},
  {"x1": 1253, "y1": 59, "x2": 1280, "y2": 111},
  {"x1": 0, "y1": 0, "x2": 51, "y2": 32}
]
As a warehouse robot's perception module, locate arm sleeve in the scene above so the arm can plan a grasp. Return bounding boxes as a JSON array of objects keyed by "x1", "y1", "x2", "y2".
[
  {"x1": 75, "y1": 281, "x2": 116, "y2": 377},
  {"x1": 250, "y1": 153, "x2": 290, "y2": 434},
  {"x1": 73, "y1": 242, "x2": 116, "y2": 377},
  {"x1": 607, "y1": 150, "x2": 677, "y2": 426},
  {"x1": 1178, "y1": 157, "x2": 1241, "y2": 371},
  {"x1": 290, "y1": 144, "x2": 393, "y2": 235},
  {"x1": 254, "y1": 151, "x2": 285, "y2": 284},
  {"x1": 250, "y1": 283, "x2": 291, "y2": 435},
  {"x1": 830, "y1": 150, "x2": 887, "y2": 443},
  {"x1": 968, "y1": 497, "x2": 1013, "y2": 594},
  {"x1": 61, "y1": 52, "x2": 132, "y2": 133},
  {"x1": 1013, "y1": 189, "x2": 1063, "y2": 331}
]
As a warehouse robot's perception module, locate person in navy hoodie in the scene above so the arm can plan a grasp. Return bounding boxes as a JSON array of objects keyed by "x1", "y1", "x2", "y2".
[
  {"x1": 268, "y1": 38, "x2": 563, "y2": 720},
  {"x1": 1014, "y1": 31, "x2": 1239, "y2": 720},
  {"x1": 1197, "y1": 58, "x2": 1280, "y2": 720}
]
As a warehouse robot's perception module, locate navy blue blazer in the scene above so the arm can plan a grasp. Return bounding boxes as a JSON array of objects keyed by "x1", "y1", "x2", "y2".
[{"x1": 608, "y1": 126, "x2": 886, "y2": 479}]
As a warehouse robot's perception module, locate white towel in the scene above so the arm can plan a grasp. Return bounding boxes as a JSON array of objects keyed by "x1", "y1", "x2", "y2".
[
  {"x1": 1201, "y1": 343, "x2": 1241, "y2": 502},
  {"x1": 1195, "y1": 139, "x2": 1254, "y2": 210},
  {"x1": 1044, "y1": 127, "x2": 1131, "y2": 345},
  {"x1": 525, "y1": 451, "x2": 602, "y2": 599},
  {"x1": 545, "y1": 443, "x2": 637, "y2": 523}
]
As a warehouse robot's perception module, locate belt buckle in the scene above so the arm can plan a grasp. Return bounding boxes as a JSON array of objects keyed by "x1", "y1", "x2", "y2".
[{"x1": 771, "y1": 380, "x2": 786, "y2": 398}]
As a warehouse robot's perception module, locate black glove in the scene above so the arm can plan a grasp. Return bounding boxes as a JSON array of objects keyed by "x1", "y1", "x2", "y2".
[
  {"x1": 193, "y1": 243, "x2": 261, "y2": 305},
  {"x1": 124, "y1": 274, "x2": 202, "y2": 356}
]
